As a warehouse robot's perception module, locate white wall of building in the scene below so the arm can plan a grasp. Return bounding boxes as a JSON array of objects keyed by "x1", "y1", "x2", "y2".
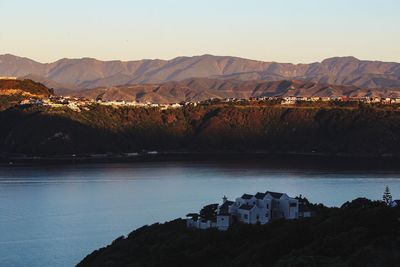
[
  {"x1": 187, "y1": 191, "x2": 301, "y2": 231},
  {"x1": 216, "y1": 215, "x2": 230, "y2": 231}
]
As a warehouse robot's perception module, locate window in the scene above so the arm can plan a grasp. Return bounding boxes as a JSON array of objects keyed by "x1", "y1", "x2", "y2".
[
  {"x1": 289, "y1": 202, "x2": 297, "y2": 207},
  {"x1": 244, "y1": 214, "x2": 248, "y2": 219},
  {"x1": 267, "y1": 204, "x2": 269, "y2": 209}
]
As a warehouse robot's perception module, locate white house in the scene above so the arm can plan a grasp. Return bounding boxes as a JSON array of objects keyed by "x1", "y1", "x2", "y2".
[
  {"x1": 298, "y1": 203, "x2": 316, "y2": 218},
  {"x1": 281, "y1": 97, "x2": 297, "y2": 105},
  {"x1": 390, "y1": 200, "x2": 400, "y2": 208},
  {"x1": 187, "y1": 190, "x2": 304, "y2": 231},
  {"x1": 215, "y1": 197, "x2": 234, "y2": 230},
  {"x1": 186, "y1": 219, "x2": 217, "y2": 230}
]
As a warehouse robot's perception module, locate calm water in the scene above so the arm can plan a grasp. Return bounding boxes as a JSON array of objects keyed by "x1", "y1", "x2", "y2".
[{"x1": 1, "y1": 158, "x2": 400, "y2": 267}]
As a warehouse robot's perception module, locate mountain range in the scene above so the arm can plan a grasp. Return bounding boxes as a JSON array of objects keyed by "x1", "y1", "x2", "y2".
[{"x1": 1, "y1": 54, "x2": 400, "y2": 94}]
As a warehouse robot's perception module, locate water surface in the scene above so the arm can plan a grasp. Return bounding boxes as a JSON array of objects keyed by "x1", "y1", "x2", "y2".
[{"x1": 1, "y1": 158, "x2": 400, "y2": 267}]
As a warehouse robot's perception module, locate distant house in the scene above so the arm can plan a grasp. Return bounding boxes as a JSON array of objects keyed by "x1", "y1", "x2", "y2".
[
  {"x1": 170, "y1": 103, "x2": 182, "y2": 108},
  {"x1": 298, "y1": 203, "x2": 316, "y2": 218},
  {"x1": 187, "y1": 190, "x2": 303, "y2": 231},
  {"x1": 371, "y1": 97, "x2": 381, "y2": 103},
  {"x1": 281, "y1": 97, "x2": 297, "y2": 105},
  {"x1": 216, "y1": 198, "x2": 234, "y2": 231},
  {"x1": 390, "y1": 200, "x2": 400, "y2": 208},
  {"x1": 20, "y1": 98, "x2": 43, "y2": 105},
  {"x1": 19, "y1": 99, "x2": 31, "y2": 105}
]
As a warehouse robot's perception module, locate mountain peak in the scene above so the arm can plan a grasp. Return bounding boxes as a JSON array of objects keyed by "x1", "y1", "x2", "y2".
[
  {"x1": 321, "y1": 56, "x2": 360, "y2": 64},
  {"x1": 0, "y1": 54, "x2": 399, "y2": 92}
]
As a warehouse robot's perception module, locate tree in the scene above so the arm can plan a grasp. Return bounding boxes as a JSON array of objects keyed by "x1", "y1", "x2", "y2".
[
  {"x1": 199, "y1": 204, "x2": 218, "y2": 221},
  {"x1": 186, "y1": 213, "x2": 199, "y2": 221},
  {"x1": 383, "y1": 185, "x2": 392, "y2": 206}
]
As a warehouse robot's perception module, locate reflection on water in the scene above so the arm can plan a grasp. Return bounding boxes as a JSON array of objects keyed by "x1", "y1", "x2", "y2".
[{"x1": 0, "y1": 158, "x2": 400, "y2": 267}]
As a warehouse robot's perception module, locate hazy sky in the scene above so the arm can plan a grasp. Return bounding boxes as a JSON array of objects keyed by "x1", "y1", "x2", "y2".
[{"x1": 0, "y1": 0, "x2": 399, "y2": 63}]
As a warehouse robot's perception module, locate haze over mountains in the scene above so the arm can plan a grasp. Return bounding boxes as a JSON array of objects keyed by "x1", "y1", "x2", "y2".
[{"x1": 1, "y1": 54, "x2": 400, "y2": 102}]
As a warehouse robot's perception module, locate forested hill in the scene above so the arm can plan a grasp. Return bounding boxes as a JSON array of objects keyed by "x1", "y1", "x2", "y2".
[
  {"x1": 0, "y1": 79, "x2": 54, "y2": 110},
  {"x1": 2, "y1": 101, "x2": 400, "y2": 157},
  {"x1": 0, "y1": 79, "x2": 53, "y2": 96},
  {"x1": 77, "y1": 199, "x2": 400, "y2": 267}
]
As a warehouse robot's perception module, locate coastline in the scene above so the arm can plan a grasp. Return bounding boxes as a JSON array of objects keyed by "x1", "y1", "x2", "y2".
[{"x1": 1, "y1": 150, "x2": 400, "y2": 166}]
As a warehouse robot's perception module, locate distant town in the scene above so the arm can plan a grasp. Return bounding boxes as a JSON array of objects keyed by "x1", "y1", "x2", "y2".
[
  {"x1": 2, "y1": 76, "x2": 400, "y2": 109},
  {"x1": 18, "y1": 95, "x2": 400, "y2": 112}
]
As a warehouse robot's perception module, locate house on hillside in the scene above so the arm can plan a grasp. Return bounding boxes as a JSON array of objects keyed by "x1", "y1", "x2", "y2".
[
  {"x1": 187, "y1": 190, "x2": 304, "y2": 231},
  {"x1": 298, "y1": 203, "x2": 316, "y2": 218},
  {"x1": 281, "y1": 97, "x2": 297, "y2": 105},
  {"x1": 390, "y1": 200, "x2": 400, "y2": 208}
]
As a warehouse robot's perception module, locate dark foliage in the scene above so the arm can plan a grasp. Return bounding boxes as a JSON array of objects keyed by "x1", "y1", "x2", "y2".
[
  {"x1": 199, "y1": 203, "x2": 218, "y2": 221},
  {"x1": 77, "y1": 201, "x2": 400, "y2": 267},
  {"x1": 3, "y1": 104, "x2": 400, "y2": 156}
]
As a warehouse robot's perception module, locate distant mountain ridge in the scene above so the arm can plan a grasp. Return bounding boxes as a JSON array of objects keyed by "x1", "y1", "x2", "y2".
[
  {"x1": 1, "y1": 54, "x2": 400, "y2": 92},
  {"x1": 73, "y1": 78, "x2": 400, "y2": 103}
]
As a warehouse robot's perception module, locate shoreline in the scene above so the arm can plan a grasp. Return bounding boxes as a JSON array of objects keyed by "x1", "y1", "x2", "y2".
[{"x1": 1, "y1": 150, "x2": 400, "y2": 166}]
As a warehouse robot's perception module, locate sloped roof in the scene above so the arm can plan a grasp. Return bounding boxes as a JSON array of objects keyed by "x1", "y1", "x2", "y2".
[
  {"x1": 239, "y1": 204, "x2": 255, "y2": 210},
  {"x1": 266, "y1": 191, "x2": 284, "y2": 199},
  {"x1": 255, "y1": 192, "x2": 267, "y2": 199},
  {"x1": 241, "y1": 193, "x2": 254, "y2": 200}
]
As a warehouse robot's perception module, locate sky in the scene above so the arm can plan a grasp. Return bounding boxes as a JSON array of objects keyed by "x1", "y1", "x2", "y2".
[{"x1": 0, "y1": 0, "x2": 399, "y2": 63}]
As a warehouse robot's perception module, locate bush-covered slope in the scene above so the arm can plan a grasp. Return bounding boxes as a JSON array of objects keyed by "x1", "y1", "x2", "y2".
[
  {"x1": 2, "y1": 103, "x2": 400, "y2": 156},
  {"x1": 0, "y1": 79, "x2": 53, "y2": 96},
  {"x1": 77, "y1": 200, "x2": 400, "y2": 267},
  {"x1": 0, "y1": 79, "x2": 54, "y2": 110}
]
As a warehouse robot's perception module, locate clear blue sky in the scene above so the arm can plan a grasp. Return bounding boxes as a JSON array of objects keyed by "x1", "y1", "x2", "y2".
[{"x1": 0, "y1": 0, "x2": 399, "y2": 63}]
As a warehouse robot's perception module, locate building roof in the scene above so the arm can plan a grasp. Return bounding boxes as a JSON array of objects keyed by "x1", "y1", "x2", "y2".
[
  {"x1": 255, "y1": 192, "x2": 267, "y2": 199},
  {"x1": 266, "y1": 191, "x2": 284, "y2": 199},
  {"x1": 391, "y1": 200, "x2": 400, "y2": 206},
  {"x1": 238, "y1": 204, "x2": 255, "y2": 210},
  {"x1": 241, "y1": 193, "x2": 254, "y2": 200}
]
